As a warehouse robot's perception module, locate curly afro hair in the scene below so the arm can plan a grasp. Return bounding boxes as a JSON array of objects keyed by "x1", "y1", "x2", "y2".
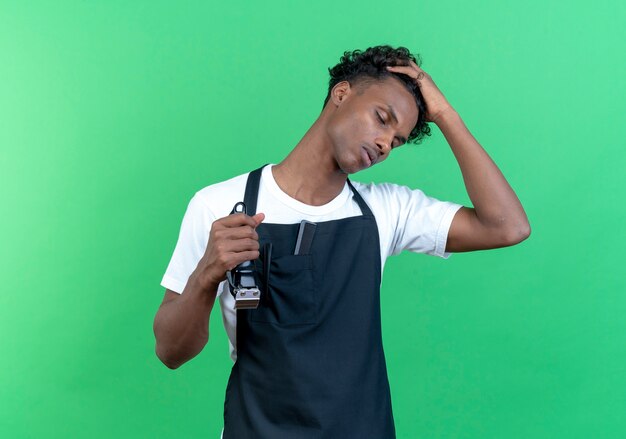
[{"x1": 323, "y1": 45, "x2": 431, "y2": 145}]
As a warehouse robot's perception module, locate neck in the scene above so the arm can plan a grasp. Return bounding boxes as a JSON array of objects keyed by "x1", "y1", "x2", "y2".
[{"x1": 272, "y1": 111, "x2": 348, "y2": 206}]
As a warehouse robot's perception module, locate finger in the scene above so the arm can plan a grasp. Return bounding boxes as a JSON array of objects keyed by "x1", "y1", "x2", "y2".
[
  {"x1": 252, "y1": 212, "x2": 265, "y2": 227},
  {"x1": 217, "y1": 237, "x2": 260, "y2": 254},
  {"x1": 386, "y1": 65, "x2": 411, "y2": 71},
  {"x1": 217, "y1": 225, "x2": 259, "y2": 241},
  {"x1": 385, "y1": 65, "x2": 418, "y2": 78},
  {"x1": 409, "y1": 60, "x2": 421, "y2": 70},
  {"x1": 386, "y1": 63, "x2": 415, "y2": 70},
  {"x1": 219, "y1": 213, "x2": 260, "y2": 228},
  {"x1": 409, "y1": 61, "x2": 428, "y2": 80},
  {"x1": 225, "y1": 250, "x2": 261, "y2": 270}
]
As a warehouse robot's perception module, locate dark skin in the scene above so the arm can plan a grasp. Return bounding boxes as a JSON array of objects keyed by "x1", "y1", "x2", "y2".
[
  {"x1": 153, "y1": 62, "x2": 531, "y2": 368},
  {"x1": 271, "y1": 75, "x2": 419, "y2": 205}
]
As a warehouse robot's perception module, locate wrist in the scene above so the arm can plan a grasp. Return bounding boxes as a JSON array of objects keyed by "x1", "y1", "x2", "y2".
[
  {"x1": 189, "y1": 270, "x2": 221, "y2": 296},
  {"x1": 432, "y1": 106, "x2": 457, "y2": 126}
]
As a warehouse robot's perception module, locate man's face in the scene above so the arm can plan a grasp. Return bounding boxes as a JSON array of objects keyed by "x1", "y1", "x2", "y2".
[{"x1": 326, "y1": 76, "x2": 419, "y2": 175}]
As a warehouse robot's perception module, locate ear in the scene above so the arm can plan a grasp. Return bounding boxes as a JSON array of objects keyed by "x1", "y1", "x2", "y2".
[{"x1": 330, "y1": 80, "x2": 351, "y2": 106}]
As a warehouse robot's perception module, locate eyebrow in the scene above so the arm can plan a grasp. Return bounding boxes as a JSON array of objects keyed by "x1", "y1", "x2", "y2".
[{"x1": 385, "y1": 104, "x2": 407, "y2": 145}]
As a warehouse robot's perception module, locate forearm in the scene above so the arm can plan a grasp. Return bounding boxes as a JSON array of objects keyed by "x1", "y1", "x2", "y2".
[
  {"x1": 436, "y1": 109, "x2": 530, "y2": 237},
  {"x1": 153, "y1": 272, "x2": 219, "y2": 369}
]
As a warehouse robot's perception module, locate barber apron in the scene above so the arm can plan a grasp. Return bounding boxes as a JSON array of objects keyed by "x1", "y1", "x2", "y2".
[{"x1": 223, "y1": 165, "x2": 396, "y2": 438}]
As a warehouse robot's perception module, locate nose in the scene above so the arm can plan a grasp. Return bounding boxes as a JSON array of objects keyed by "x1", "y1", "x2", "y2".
[{"x1": 374, "y1": 136, "x2": 392, "y2": 156}]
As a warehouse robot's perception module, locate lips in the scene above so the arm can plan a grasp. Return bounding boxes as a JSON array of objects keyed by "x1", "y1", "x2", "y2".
[{"x1": 361, "y1": 146, "x2": 377, "y2": 168}]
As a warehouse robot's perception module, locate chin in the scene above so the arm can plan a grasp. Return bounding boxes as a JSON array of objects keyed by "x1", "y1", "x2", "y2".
[
  {"x1": 340, "y1": 162, "x2": 364, "y2": 176},
  {"x1": 335, "y1": 147, "x2": 365, "y2": 175},
  {"x1": 334, "y1": 155, "x2": 354, "y2": 173}
]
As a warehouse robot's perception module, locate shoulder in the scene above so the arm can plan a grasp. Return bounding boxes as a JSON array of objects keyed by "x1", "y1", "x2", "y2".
[
  {"x1": 350, "y1": 180, "x2": 426, "y2": 209},
  {"x1": 350, "y1": 178, "x2": 460, "y2": 230},
  {"x1": 193, "y1": 171, "x2": 250, "y2": 219},
  {"x1": 349, "y1": 180, "x2": 418, "y2": 234},
  {"x1": 351, "y1": 179, "x2": 463, "y2": 258}
]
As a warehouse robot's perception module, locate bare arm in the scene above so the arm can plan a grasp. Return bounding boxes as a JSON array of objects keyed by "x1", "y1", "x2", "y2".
[
  {"x1": 153, "y1": 278, "x2": 219, "y2": 369},
  {"x1": 153, "y1": 212, "x2": 264, "y2": 369},
  {"x1": 386, "y1": 62, "x2": 530, "y2": 251},
  {"x1": 437, "y1": 109, "x2": 531, "y2": 251}
]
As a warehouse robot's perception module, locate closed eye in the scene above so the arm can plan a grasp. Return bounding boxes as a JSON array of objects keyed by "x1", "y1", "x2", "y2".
[
  {"x1": 376, "y1": 112, "x2": 386, "y2": 125},
  {"x1": 377, "y1": 111, "x2": 403, "y2": 149}
]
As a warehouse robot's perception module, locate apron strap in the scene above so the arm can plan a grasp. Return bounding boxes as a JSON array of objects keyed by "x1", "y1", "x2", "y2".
[
  {"x1": 243, "y1": 164, "x2": 268, "y2": 216},
  {"x1": 346, "y1": 179, "x2": 375, "y2": 219}
]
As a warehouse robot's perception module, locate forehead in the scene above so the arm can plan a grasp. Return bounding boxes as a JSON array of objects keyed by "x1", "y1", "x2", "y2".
[{"x1": 357, "y1": 77, "x2": 419, "y2": 124}]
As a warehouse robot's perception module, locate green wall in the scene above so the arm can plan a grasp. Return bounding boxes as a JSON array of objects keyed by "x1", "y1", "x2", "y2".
[{"x1": 1, "y1": 1, "x2": 624, "y2": 438}]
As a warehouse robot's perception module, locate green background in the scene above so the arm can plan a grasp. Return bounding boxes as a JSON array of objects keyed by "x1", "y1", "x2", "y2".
[{"x1": 1, "y1": 1, "x2": 624, "y2": 438}]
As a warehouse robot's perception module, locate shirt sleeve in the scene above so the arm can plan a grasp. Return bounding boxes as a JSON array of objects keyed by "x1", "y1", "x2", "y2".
[
  {"x1": 160, "y1": 192, "x2": 217, "y2": 294},
  {"x1": 385, "y1": 183, "x2": 464, "y2": 259}
]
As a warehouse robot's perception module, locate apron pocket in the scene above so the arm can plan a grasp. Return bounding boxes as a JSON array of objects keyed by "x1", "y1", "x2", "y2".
[{"x1": 249, "y1": 254, "x2": 316, "y2": 326}]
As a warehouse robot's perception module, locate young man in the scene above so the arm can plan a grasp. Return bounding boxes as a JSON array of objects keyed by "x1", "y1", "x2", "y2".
[{"x1": 153, "y1": 45, "x2": 530, "y2": 438}]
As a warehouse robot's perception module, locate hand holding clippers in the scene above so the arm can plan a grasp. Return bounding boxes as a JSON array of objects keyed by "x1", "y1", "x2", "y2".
[{"x1": 226, "y1": 202, "x2": 262, "y2": 310}]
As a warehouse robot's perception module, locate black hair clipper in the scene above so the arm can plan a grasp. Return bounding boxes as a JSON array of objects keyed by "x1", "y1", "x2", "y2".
[{"x1": 226, "y1": 202, "x2": 262, "y2": 309}]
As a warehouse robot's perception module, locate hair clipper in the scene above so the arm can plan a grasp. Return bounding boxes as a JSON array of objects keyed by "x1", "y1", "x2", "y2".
[{"x1": 226, "y1": 202, "x2": 262, "y2": 309}]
